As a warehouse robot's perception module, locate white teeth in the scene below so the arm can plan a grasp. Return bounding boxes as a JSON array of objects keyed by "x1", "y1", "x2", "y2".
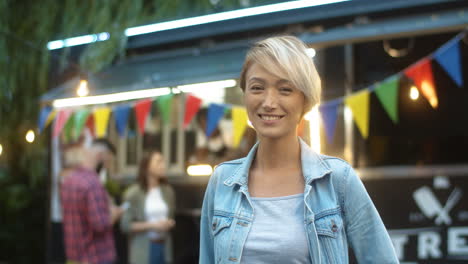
[{"x1": 261, "y1": 115, "x2": 281, "y2": 121}]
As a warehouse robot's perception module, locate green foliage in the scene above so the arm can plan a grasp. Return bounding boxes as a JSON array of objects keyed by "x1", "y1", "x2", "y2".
[{"x1": 0, "y1": 0, "x2": 286, "y2": 262}]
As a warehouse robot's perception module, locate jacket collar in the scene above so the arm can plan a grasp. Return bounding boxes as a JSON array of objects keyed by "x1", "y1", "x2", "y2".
[{"x1": 224, "y1": 137, "x2": 332, "y2": 187}]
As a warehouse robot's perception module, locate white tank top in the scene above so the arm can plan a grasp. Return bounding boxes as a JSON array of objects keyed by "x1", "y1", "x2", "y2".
[
  {"x1": 145, "y1": 186, "x2": 168, "y2": 240},
  {"x1": 241, "y1": 193, "x2": 311, "y2": 264}
]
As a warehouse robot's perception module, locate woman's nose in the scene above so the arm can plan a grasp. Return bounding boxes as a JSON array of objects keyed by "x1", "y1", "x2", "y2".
[{"x1": 261, "y1": 90, "x2": 278, "y2": 110}]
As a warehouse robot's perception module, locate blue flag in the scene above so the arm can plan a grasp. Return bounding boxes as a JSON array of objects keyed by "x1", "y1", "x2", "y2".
[
  {"x1": 319, "y1": 98, "x2": 342, "y2": 144},
  {"x1": 114, "y1": 104, "x2": 131, "y2": 137},
  {"x1": 206, "y1": 103, "x2": 227, "y2": 137},
  {"x1": 434, "y1": 36, "x2": 463, "y2": 87},
  {"x1": 38, "y1": 106, "x2": 53, "y2": 133}
]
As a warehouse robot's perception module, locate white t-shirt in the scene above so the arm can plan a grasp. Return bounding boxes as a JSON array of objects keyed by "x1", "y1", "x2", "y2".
[
  {"x1": 145, "y1": 186, "x2": 169, "y2": 240},
  {"x1": 241, "y1": 193, "x2": 311, "y2": 263}
]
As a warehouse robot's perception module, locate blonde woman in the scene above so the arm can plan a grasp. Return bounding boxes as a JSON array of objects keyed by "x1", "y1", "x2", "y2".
[
  {"x1": 199, "y1": 36, "x2": 398, "y2": 263},
  {"x1": 121, "y1": 151, "x2": 176, "y2": 264}
]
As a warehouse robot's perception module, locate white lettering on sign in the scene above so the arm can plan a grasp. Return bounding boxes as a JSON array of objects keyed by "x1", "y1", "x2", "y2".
[
  {"x1": 391, "y1": 235, "x2": 408, "y2": 260},
  {"x1": 418, "y1": 231, "x2": 442, "y2": 259},
  {"x1": 448, "y1": 227, "x2": 468, "y2": 255},
  {"x1": 390, "y1": 226, "x2": 468, "y2": 261}
]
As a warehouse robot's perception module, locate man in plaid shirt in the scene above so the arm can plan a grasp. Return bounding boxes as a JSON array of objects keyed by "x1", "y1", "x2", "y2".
[{"x1": 61, "y1": 139, "x2": 122, "y2": 264}]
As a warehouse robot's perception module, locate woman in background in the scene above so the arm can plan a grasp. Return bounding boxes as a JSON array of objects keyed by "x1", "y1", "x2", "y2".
[{"x1": 121, "y1": 151, "x2": 176, "y2": 264}]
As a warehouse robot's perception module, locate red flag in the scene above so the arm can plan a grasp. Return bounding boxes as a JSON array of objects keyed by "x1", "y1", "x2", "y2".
[
  {"x1": 53, "y1": 109, "x2": 73, "y2": 138},
  {"x1": 85, "y1": 114, "x2": 95, "y2": 137},
  {"x1": 135, "y1": 99, "x2": 153, "y2": 134},
  {"x1": 184, "y1": 94, "x2": 202, "y2": 129},
  {"x1": 404, "y1": 58, "x2": 438, "y2": 108}
]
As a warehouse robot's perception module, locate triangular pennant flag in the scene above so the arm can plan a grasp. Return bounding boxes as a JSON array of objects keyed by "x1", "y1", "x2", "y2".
[
  {"x1": 135, "y1": 99, "x2": 153, "y2": 135},
  {"x1": 404, "y1": 58, "x2": 438, "y2": 108},
  {"x1": 374, "y1": 76, "x2": 399, "y2": 123},
  {"x1": 73, "y1": 109, "x2": 91, "y2": 140},
  {"x1": 94, "y1": 107, "x2": 111, "y2": 137},
  {"x1": 46, "y1": 110, "x2": 57, "y2": 130},
  {"x1": 206, "y1": 103, "x2": 226, "y2": 137},
  {"x1": 38, "y1": 106, "x2": 53, "y2": 133},
  {"x1": 319, "y1": 98, "x2": 342, "y2": 144},
  {"x1": 434, "y1": 37, "x2": 463, "y2": 87},
  {"x1": 344, "y1": 90, "x2": 370, "y2": 139},
  {"x1": 114, "y1": 104, "x2": 131, "y2": 137},
  {"x1": 85, "y1": 114, "x2": 95, "y2": 137},
  {"x1": 156, "y1": 94, "x2": 173, "y2": 124},
  {"x1": 232, "y1": 107, "x2": 248, "y2": 148},
  {"x1": 63, "y1": 113, "x2": 75, "y2": 143},
  {"x1": 184, "y1": 94, "x2": 202, "y2": 129},
  {"x1": 53, "y1": 109, "x2": 73, "y2": 138}
]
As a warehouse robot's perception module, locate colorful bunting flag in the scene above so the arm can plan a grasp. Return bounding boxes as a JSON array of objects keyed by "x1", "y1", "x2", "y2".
[
  {"x1": 375, "y1": 76, "x2": 399, "y2": 123},
  {"x1": 86, "y1": 114, "x2": 95, "y2": 137},
  {"x1": 135, "y1": 99, "x2": 153, "y2": 135},
  {"x1": 344, "y1": 90, "x2": 370, "y2": 139},
  {"x1": 434, "y1": 37, "x2": 463, "y2": 87},
  {"x1": 38, "y1": 106, "x2": 54, "y2": 133},
  {"x1": 156, "y1": 94, "x2": 173, "y2": 124},
  {"x1": 94, "y1": 107, "x2": 111, "y2": 137},
  {"x1": 319, "y1": 98, "x2": 342, "y2": 144},
  {"x1": 62, "y1": 113, "x2": 75, "y2": 143},
  {"x1": 53, "y1": 109, "x2": 73, "y2": 138},
  {"x1": 184, "y1": 94, "x2": 202, "y2": 129},
  {"x1": 73, "y1": 109, "x2": 91, "y2": 140},
  {"x1": 114, "y1": 104, "x2": 131, "y2": 137},
  {"x1": 232, "y1": 107, "x2": 248, "y2": 148},
  {"x1": 206, "y1": 103, "x2": 226, "y2": 137},
  {"x1": 404, "y1": 58, "x2": 438, "y2": 108}
]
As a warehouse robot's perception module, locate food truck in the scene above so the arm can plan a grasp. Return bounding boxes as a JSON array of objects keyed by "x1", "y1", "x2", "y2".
[{"x1": 43, "y1": 1, "x2": 468, "y2": 263}]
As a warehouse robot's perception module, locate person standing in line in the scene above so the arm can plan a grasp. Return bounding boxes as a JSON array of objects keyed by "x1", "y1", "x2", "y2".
[
  {"x1": 120, "y1": 151, "x2": 176, "y2": 264},
  {"x1": 199, "y1": 36, "x2": 398, "y2": 263},
  {"x1": 61, "y1": 138, "x2": 123, "y2": 264}
]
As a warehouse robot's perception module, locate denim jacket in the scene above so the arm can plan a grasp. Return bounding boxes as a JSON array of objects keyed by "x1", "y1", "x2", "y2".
[{"x1": 200, "y1": 139, "x2": 398, "y2": 264}]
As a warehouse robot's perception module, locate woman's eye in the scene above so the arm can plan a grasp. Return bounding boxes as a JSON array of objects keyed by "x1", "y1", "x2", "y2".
[
  {"x1": 279, "y1": 87, "x2": 293, "y2": 93},
  {"x1": 250, "y1": 86, "x2": 263, "y2": 91}
]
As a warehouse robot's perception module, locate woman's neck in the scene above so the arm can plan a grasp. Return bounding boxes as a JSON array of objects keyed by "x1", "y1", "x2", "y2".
[
  {"x1": 255, "y1": 135, "x2": 301, "y2": 170},
  {"x1": 147, "y1": 177, "x2": 159, "y2": 189}
]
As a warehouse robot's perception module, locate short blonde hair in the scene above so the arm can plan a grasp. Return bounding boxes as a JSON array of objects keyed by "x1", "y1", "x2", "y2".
[{"x1": 239, "y1": 36, "x2": 321, "y2": 113}]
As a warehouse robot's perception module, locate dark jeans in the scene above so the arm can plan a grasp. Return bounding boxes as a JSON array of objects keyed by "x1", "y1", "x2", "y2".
[{"x1": 150, "y1": 242, "x2": 165, "y2": 264}]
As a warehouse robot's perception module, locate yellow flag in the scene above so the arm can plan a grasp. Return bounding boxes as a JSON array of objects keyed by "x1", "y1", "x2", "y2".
[
  {"x1": 344, "y1": 90, "x2": 370, "y2": 139},
  {"x1": 94, "y1": 107, "x2": 111, "y2": 137},
  {"x1": 45, "y1": 110, "x2": 57, "y2": 128},
  {"x1": 232, "y1": 107, "x2": 248, "y2": 148}
]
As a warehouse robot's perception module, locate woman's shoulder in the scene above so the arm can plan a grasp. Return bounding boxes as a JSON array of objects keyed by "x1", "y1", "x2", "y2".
[
  {"x1": 123, "y1": 184, "x2": 145, "y2": 200},
  {"x1": 319, "y1": 154, "x2": 351, "y2": 168},
  {"x1": 215, "y1": 157, "x2": 246, "y2": 172},
  {"x1": 206, "y1": 157, "x2": 247, "y2": 185},
  {"x1": 160, "y1": 183, "x2": 175, "y2": 196}
]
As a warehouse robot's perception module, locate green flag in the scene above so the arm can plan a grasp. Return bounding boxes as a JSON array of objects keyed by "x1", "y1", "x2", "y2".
[
  {"x1": 375, "y1": 77, "x2": 399, "y2": 123},
  {"x1": 63, "y1": 113, "x2": 75, "y2": 143},
  {"x1": 73, "y1": 109, "x2": 91, "y2": 140},
  {"x1": 156, "y1": 94, "x2": 173, "y2": 124}
]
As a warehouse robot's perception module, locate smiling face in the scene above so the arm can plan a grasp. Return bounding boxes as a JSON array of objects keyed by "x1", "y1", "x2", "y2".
[{"x1": 244, "y1": 63, "x2": 305, "y2": 140}]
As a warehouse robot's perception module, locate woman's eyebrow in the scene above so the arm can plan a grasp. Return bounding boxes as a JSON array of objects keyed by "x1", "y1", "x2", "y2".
[
  {"x1": 276, "y1": 79, "x2": 292, "y2": 86},
  {"x1": 247, "y1": 77, "x2": 265, "y2": 84}
]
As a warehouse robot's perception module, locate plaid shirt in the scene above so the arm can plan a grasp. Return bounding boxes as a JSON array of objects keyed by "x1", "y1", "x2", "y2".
[{"x1": 60, "y1": 167, "x2": 116, "y2": 264}]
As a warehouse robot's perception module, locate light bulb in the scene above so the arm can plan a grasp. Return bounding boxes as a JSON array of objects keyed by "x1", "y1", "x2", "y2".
[
  {"x1": 77, "y1": 80, "x2": 89, "y2": 97},
  {"x1": 410, "y1": 86, "x2": 419, "y2": 101},
  {"x1": 26, "y1": 130, "x2": 35, "y2": 143}
]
